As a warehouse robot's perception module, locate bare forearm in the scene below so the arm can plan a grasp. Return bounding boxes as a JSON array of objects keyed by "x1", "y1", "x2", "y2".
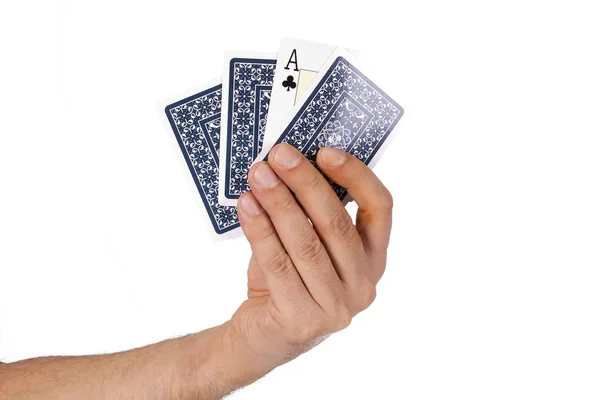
[
  {"x1": 0, "y1": 147, "x2": 391, "y2": 398},
  {"x1": 0, "y1": 322, "x2": 254, "y2": 400}
]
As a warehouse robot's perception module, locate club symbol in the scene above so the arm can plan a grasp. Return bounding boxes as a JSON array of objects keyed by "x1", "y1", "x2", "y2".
[{"x1": 282, "y1": 75, "x2": 297, "y2": 91}]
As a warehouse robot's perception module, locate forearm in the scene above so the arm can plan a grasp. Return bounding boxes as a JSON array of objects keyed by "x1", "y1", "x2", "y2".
[{"x1": 0, "y1": 322, "x2": 259, "y2": 400}]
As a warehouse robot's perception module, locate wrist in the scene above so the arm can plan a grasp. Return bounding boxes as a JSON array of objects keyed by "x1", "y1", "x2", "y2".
[{"x1": 175, "y1": 321, "x2": 270, "y2": 399}]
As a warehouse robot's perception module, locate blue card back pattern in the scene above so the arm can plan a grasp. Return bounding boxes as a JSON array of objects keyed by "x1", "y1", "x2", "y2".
[
  {"x1": 224, "y1": 58, "x2": 276, "y2": 200},
  {"x1": 271, "y1": 56, "x2": 404, "y2": 199},
  {"x1": 165, "y1": 85, "x2": 240, "y2": 235}
]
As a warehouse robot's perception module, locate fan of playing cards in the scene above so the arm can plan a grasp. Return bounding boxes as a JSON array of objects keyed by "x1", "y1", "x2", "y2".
[{"x1": 164, "y1": 38, "x2": 404, "y2": 239}]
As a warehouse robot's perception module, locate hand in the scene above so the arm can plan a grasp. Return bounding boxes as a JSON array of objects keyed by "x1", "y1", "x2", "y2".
[
  {"x1": 0, "y1": 144, "x2": 393, "y2": 400},
  {"x1": 228, "y1": 143, "x2": 394, "y2": 378},
  {"x1": 0, "y1": 144, "x2": 394, "y2": 400}
]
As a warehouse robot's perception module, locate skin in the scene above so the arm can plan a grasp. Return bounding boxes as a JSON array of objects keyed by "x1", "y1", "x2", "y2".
[{"x1": 0, "y1": 144, "x2": 393, "y2": 400}]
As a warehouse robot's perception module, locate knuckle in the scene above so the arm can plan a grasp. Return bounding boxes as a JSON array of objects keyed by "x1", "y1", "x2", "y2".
[
  {"x1": 379, "y1": 188, "x2": 394, "y2": 212},
  {"x1": 360, "y1": 280, "x2": 377, "y2": 309},
  {"x1": 303, "y1": 171, "x2": 322, "y2": 190},
  {"x1": 352, "y1": 167, "x2": 368, "y2": 190},
  {"x1": 332, "y1": 305, "x2": 353, "y2": 332},
  {"x1": 357, "y1": 279, "x2": 377, "y2": 310},
  {"x1": 297, "y1": 234, "x2": 328, "y2": 265},
  {"x1": 272, "y1": 193, "x2": 296, "y2": 213},
  {"x1": 254, "y1": 222, "x2": 276, "y2": 242},
  {"x1": 329, "y1": 206, "x2": 354, "y2": 238},
  {"x1": 265, "y1": 249, "x2": 295, "y2": 279}
]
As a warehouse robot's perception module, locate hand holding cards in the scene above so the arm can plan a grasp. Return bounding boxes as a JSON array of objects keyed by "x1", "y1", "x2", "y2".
[{"x1": 163, "y1": 39, "x2": 404, "y2": 238}]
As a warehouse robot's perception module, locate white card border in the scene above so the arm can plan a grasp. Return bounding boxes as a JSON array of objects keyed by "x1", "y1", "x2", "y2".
[
  {"x1": 218, "y1": 51, "x2": 277, "y2": 207},
  {"x1": 158, "y1": 79, "x2": 243, "y2": 242}
]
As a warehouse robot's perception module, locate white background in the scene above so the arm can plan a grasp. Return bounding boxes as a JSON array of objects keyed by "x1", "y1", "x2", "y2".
[{"x1": 1, "y1": 1, "x2": 599, "y2": 399}]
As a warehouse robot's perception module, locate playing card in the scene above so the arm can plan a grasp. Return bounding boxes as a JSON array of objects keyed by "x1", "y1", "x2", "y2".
[
  {"x1": 164, "y1": 81, "x2": 240, "y2": 237},
  {"x1": 255, "y1": 47, "x2": 404, "y2": 201},
  {"x1": 263, "y1": 38, "x2": 341, "y2": 153},
  {"x1": 218, "y1": 53, "x2": 277, "y2": 206}
]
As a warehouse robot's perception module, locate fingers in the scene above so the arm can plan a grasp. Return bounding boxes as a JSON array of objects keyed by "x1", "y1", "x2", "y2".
[
  {"x1": 237, "y1": 193, "x2": 314, "y2": 310},
  {"x1": 247, "y1": 162, "x2": 346, "y2": 315},
  {"x1": 316, "y1": 147, "x2": 393, "y2": 259},
  {"x1": 267, "y1": 144, "x2": 365, "y2": 285}
]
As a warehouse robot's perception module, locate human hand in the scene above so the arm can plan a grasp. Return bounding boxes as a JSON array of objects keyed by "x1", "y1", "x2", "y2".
[
  {"x1": 227, "y1": 143, "x2": 394, "y2": 379},
  {"x1": 0, "y1": 143, "x2": 394, "y2": 400}
]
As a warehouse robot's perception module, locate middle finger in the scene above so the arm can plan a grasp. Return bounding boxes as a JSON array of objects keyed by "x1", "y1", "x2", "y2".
[
  {"x1": 268, "y1": 144, "x2": 365, "y2": 286},
  {"x1": 248, "y1": 161, "x2": 345, "y2": 314}
]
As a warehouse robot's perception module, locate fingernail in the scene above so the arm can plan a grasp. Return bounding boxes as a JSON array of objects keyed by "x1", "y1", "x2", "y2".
[
  {"x1": 239, "y1": 194, "x2": 262, "y2": 216},
  {"x1": 253, "y1": 163, "x2": 279, "y2": 188},
  {"x1": 273, "y1": 144, "x2": 301, "y2": 169},
  {"x1": 319, "y1": 147, "x2": 346, "y2": 167}
]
